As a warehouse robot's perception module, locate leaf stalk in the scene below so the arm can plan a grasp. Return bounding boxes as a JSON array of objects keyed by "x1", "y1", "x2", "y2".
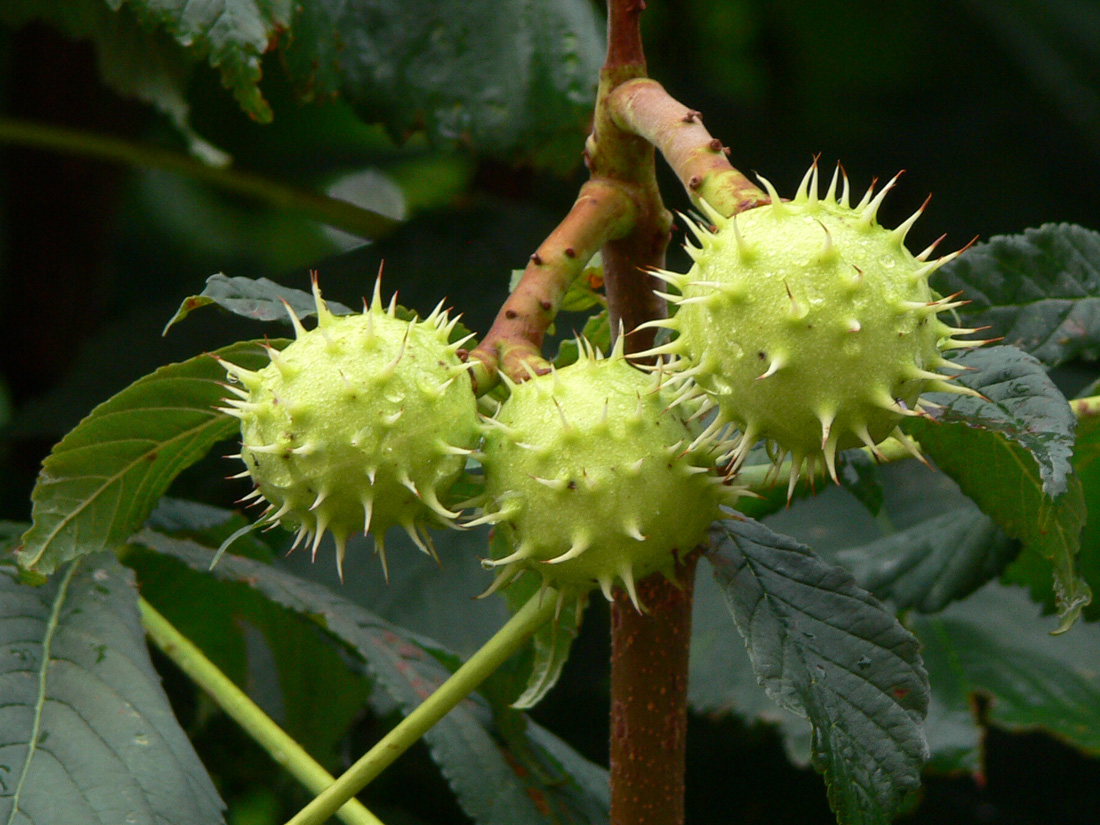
[
  {"x1": 283, "y1": 587, "x2": 560, "y2": 825},
  {"x1": 0, "y1": 117, "x2": 398, "y2": 240},
  {"x1": 138, "y1": 598, "x2": 385, "y2": 825}
]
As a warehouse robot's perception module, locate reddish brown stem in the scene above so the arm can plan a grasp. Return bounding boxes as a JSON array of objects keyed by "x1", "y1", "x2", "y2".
[
  {"x1": 595, "y1": 4, "x2": 696, "y2": 825},
  {"x1": 468, "y1": 179, "x2": 635, "y2": 391},
  {"x1": 602, "y1": 212, "x2": 670, "y2": 356},
  {"x1": 609, "y1": 78, "x2": 768, "y2": 217},
  {"x1": 606, "y1": 0, "x2": 647, "y2": 69},
  {"x1": 610, "y1": 554, "x2": 699, "y2": 825}
]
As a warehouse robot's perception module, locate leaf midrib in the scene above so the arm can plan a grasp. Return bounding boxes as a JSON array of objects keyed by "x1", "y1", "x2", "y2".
[
  {"x1": 5, "y1": 560, "x2": 79, "y2": 825},
  {"x1": 21, "y1": 410, "x2": 233, "y2": 569}
]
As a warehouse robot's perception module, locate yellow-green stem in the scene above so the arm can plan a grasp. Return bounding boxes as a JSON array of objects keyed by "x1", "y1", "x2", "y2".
[
  {"x1": 284, "y1": 588, "x2": 561, "y2": 825},
  {"x1": 0, "y1": 118, "x2": 398, "y2": 240},
  {"x1": 138, "y1": 599, "x2": 384, "y2": 825}
]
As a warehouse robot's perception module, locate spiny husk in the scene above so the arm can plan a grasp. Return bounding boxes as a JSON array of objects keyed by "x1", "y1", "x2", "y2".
[
  {"x1": 639, "y1": 161, "x2": 987, "y2": 497},
  {"x1": 218, "y1": 276, "x2": 479, "y2": 578},
  {"x1": 473, "y1": 336, "x2": 741, "y2": 610}
]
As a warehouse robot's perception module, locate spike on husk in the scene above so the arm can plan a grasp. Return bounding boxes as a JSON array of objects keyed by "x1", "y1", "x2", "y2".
[
  {"x1": 640, "y1": 160, "x2": 985, "y2": 491},
  {"x1": 218, "y1": 277, "x2": 480, "y2": 575},
  {"x1": 476, "y1": 342, "x2": 742, "y2": 610}
]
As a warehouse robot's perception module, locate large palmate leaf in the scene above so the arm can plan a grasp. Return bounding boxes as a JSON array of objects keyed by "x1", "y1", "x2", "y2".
[
  {"x1": 130, "y1": 502, "x2": 372, "y2": 768},
  {"x1": 0, "y1": 554, "x2": 224, "y2": 825},
  {"x1": 16, "y1": 340, "x2": 279, "y2": 576},
  {"x1": 833, "y1": 500, "x2": 1018, "y2": 614},
  {"x1": 689, "y1": 556, "x2": 812, "y2": 766},
  {"x1": 912, "y1": 581, "x2": 1100, "y2": 775},
  {"x1": 933, "y1": 223, "x2": 1100, "y2": 368},
  {"x1": 3, "y1": 0, "x2": 604, "y2": 169},
  {"x1": 282, "y1": 0, "x2": 604, "y2": 170},
  {"x1": 134, "y1": 530, "x2": 610, "y2": 825},
  {"x1": 707, "y1": 519, "x2": 928, "y2": 825},
  {"x1": 0, "y1": 0, "x2": 194, "y2": 131},
  {"x1": 902, "y1": 345, "x2": 1090, "y2": 629}
]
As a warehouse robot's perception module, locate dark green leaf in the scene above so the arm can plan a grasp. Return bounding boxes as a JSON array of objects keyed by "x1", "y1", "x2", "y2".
[
  {"x1": 164, "y1": 274, "x2": 354, "y2": 333},
  {"x1": 1067, "y1": 413, "x2": 1100, "y2": 621},
  {"x1": 116, "y1": 0, "x2": 288, "y2": 123},
  {"x1": 918, "y1": 346, "x2": 1076, "y2": 495},
  {"x1": 707, "y1": 518, "x2": 928, "y2": 825},
  {"x1": 135, "y1": 530, "x2": 610, "y2": 824},
  {"x1": 284, "y1": 526, "x2": 509, "y2": 661},
  {"x1": 0, "y1": 0, "x2": 195, "y2": 131},
  {"x1": 903, "y1": 346, "x2": 1090, "y2": 628},
  {"x1": 124, "y1": 541, "x2": 372, "y2": 770},
  {"x1": 282, "y1": 0, "x2": 604, "y2": 170},
  {"x1": 933, "y1": 223, "x2": 1100, "y2": 368},
  {"x1": 912, "y1": 581, "x2": 1100, "y2": 775},
  {"x1": 16, "y1": 340, "x2": 279, "y2": 575},
  {"x1": 833, "y1": 501, "x2": 1018, "y2": 614},
  {"x1": 835, "y1": 449, "x2": 884, "y2": 517},
  {"x1": 0, "y1": 554, "x2": 224, "y2": 825},
  {"x1": 689, "y1": 556, "x2": 812, "y2": 766},
  {"x1": 5, "y1": 1, "x2": 603, "y2": 166}
]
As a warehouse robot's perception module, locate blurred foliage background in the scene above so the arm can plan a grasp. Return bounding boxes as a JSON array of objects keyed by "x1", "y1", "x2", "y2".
[{"x1": 1, "y1": 1, "x2": 1099, "y2": 823}]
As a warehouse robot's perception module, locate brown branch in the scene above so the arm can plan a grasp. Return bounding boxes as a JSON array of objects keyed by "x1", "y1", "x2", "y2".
[
  {"x1": 605, "y1": 0, "x2": 647, "y2": 70},
  {"x1": 602, "y1": 205, "x2": 670, "y2": 356},
  {"x1": 468, "y1": 179, "x2": 635, "y2": 391},
  {"x1": 609, "y1": 552, "x2": 699, "y2": 825},
  {"x1": 609, "y1": 78, "x2": 768, "y2": 217},
  {"x1": 595, "y1": 4, "x2": 698, "y2": 825}
]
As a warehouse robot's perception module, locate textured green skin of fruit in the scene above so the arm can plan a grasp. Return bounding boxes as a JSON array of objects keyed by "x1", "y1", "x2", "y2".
[
  {"x1": 478, "y1": 349, "x2": 732, "y2": 604},
  {"x1": 651, "y1": 164, "x2": 976, "y2": 481},
  {"x1": 680, "y1": 201, "x2": 937, "y2": 451},
  {"x1": 221, "y1": 282, "x2": 478, "y2": 575}
]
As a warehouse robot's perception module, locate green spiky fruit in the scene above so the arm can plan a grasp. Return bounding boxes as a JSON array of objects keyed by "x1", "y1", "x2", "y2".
[
  {"x1": 218, "y1": 279, "x2": 479, "y2": 577},
  {"x1": 646, "y1": 162, "x2": 983, "y2": 493},
  {"x1": 472, "y1": 340, "x2": 739, "y2": 609}
]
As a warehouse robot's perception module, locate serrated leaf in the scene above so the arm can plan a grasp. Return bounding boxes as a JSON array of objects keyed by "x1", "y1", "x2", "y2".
[
  {"x1": 166, "y1": 275, "x2": 478, "y2": 349},
  {"x1": 833, "y1": 501, "x2": 1018, "y2": 614},
  {"x1": 1067, "y1": 413, "x2": 1100, "y2": 621},
  {"x1": 133, "y1": 530, "x2": 610, "y2": 824},
  {"x1": 903, "y1": 346, "x2": 1090, "y2": 628},
  {"x1": 689, "y1": 557, "x2": 812, "y2": 766},
  {"x1": 921, "y1": 346, "x2": 1076, "y2": 495},
  {"x1": 113, "y1": 0, "x2": 290, "y2": 123},
  {"x1": 124, "y1": 541, "x2": 372, "y2": 770},
  {"x1": 164, "y1": 274, "x2": 354, "y2": 332},
  {"x1": 707, "y1": 518, "x2": 929, "y2": 825},
  {"x1": 5, "y1": 1, "x2": 602, "y2": 167},
  {"x1": 0, "y1": 553, "x2": 224, "y2": 825},
  {"x1": 933, "y1": 223, "x2": 1100, "y2": 368},
  {"x1": 282, "y1": 0, "x2": 603, "y2": 170},
  {"x1": 912, "y1": 581, "x2": 1100, "y2": 775},
  {"x1": 16, "y1": 340, "x2": 281, "y2": 576},
  {"x1": 0, "y1": 0, "x2": 195, "y2": 131}
]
